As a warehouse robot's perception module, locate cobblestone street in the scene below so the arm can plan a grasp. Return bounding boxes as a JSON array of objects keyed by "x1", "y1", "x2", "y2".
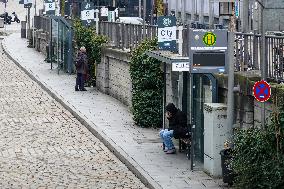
[{"x1": 0, "y1": 42, "x2": 147, "y2": 189}]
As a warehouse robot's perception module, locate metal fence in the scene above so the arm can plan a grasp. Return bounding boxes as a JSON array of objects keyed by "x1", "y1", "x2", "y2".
[
  {"x1": 98, "y1": 21, "x2": 158, "y2": 50},
  {"x1": 34, "y1": 16, "x2": 50, "y2": 32},
  {"x1": 235, "y1": 32, "x2": 284, "y2": 80}
]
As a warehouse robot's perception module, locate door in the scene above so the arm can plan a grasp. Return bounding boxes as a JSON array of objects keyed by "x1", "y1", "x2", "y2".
[{"x1": 191, "y1": 74, "x2": 216, "y2": 164}]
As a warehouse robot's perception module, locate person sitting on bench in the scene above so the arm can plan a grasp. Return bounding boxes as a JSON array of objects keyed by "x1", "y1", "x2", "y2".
[{"x1": 159, "y1": 103, "x2": 188, "y2": 154}]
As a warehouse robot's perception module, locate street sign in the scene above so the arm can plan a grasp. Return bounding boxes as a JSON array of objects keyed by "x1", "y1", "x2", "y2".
[
  {"x1": 189, "y1": 29, "x2": 228, "y2": 73},
  {"x1": 100, "y1": 7, "x2": 108, "y2": 17},
  {"x1": 24, "y1": 0, "x2": 32, "y2": 8},
  {"x1": 44, "y1": 0, "x2": 55, "y2": 15},
  {"x1": 172, "y1": 62, "x2": 190, "y2": 72},
  {"x1": 158, "y1": 16, "x2": 177, "y2": 52},
  {"x1": 203, "y1": 32, "x2": 217, "y2": 46},
  {"x1": 19, "y1": 0, "x2": 24, "y2": 4},
  {"x1": 81, "y1": 2, "x2": 94, "y2": 26},
  {"x1": 253, "y1": 80, "x2": 271, "y2": 102},
  {"x1": 235, "y1": 1, "x2": 239, "y2": 17}
]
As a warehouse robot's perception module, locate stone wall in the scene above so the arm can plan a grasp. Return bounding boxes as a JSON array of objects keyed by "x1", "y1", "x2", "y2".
[
  {"x1": 34, "y1": 29, "x2": 49, "y2": 56},
  {"x1": 97, "y1": 48, "x2": 132, "y2": 107}
]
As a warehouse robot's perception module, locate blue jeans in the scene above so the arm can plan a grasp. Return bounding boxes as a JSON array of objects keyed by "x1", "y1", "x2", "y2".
[
  {"x1": 159, "y1": 129, "x2": 174, "y2": 150},
  {"x1": 75, "y1": 73, "x2": 84, "y2": 90}
]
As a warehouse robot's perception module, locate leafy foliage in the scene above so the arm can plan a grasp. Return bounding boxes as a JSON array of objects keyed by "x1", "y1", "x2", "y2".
[
  {"x1": 130, "y1": 39, "x2": 163, "y2": 128},
  {"x1": 73, "y1": 19, "x2": 107, "y2": 82},
  {"x1": 231, "y1": 104, "x2": 284, "y2": 189}
]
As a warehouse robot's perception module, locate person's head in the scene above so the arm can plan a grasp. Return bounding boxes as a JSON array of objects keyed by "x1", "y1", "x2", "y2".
[
  {"x1": 80, "y1": 46, "x2": 86, "y2": 53},
  {"x1": 165, "y1": 103, "x2": 178, "y2": 118}
]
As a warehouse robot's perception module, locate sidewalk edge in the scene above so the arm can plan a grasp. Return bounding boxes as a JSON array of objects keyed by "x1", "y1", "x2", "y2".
[{"x1": 1, "y1": 39, "x2": 162, "y2": 189}]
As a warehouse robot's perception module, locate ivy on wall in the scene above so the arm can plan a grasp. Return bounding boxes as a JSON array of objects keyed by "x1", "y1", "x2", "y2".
[
  {"x1": 130, "y1": 39, "x2": 164, "y2": 128},
  {"x1": 73, "y1": 19, "x2": 107, "y2": 82}
]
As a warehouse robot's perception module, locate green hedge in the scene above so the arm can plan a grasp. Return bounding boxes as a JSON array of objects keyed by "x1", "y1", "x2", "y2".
[
  {"x1": 231, "y1": 104, "x2": 284, "y2": 188},
  {"x1": 130, "y1": 39, "x2": 163, "y2": 128}
]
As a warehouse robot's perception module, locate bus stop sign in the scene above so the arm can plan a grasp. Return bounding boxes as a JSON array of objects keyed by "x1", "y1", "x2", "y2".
[
  {"x1": 189, "y1": 29, "x2": 228, "y2": 74},
  {"x1": 158, "y1": 16, "x2": 177, "y2": 52}
]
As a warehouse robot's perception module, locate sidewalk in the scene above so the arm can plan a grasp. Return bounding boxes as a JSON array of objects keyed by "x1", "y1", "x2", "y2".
[{"x1": 2, "y1": 33, "x2": 227, "y2": 189}]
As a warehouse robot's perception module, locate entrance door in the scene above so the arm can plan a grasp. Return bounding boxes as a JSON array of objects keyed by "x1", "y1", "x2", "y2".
[{"x1": 191, "y1": 74, "x2": 216, "y2": 164}]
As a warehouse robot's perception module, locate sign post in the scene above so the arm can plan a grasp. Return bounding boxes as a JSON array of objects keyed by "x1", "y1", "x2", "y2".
[
  {"x1": 81, "y1": 2, "x2": 94, "y2": 26},
  {"x1": 157, "y1": 16, "x2": 177, "y2": 52}
]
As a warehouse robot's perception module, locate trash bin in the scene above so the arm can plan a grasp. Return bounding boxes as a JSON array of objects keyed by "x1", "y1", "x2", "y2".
[
  {"x1": 220, "y1": 148, "x2": 234, "y2": 186},
  {"x1": 21, "y1": 21, "x2": 27, "y2": 38}
]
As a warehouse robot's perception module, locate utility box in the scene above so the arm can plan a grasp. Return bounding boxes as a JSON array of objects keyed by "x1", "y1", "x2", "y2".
[
  {"x1": 0, "y1": 18, "x2": 4, "y2": 28},
  {"x1": 203, "y1": 103, "x2": 230, "y2": 177}
]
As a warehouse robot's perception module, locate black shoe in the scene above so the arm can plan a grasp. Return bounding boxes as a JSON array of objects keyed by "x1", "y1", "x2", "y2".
[
  {"x1": 80, "y1": 88, "x2": 87, "y2": 91},
  {"x1": 75, "y1": 87, "x2": 79, "y2": 91}
]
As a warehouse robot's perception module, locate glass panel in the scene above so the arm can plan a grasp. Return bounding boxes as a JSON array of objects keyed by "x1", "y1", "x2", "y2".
[{"x1": 191, "y1": 74, "x2": 213, "y2": 164}]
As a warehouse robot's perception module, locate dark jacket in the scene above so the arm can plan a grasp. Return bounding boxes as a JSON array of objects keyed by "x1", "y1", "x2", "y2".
[
  {"x1": 168, "y1": 109, "x2": 188, "y2": 139},
  {"x1": 75, "y1": 51, "x2": 88, "y2": 74}
]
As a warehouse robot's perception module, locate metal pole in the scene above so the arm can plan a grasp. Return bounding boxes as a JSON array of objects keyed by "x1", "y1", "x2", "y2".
[
  {"x1": 139, "y1": 0, "x2": 142, "y2": 18},
  {"x1": 242, "y1": 0, "x2": 249, "y2": 32},
  {"x1": 95, "y1": 9, "x2": 99, "y2": 34},
  {"x1": 199, "y1": 0, "x2": 204, "y2": 24},
  {"x1": 150, "y1": 0, "x2": 153, "y2": 25},
  {"x1": 227, "y1": 32, "x2": 235, "y2": 136},
  {"x1": 112, "y1": 0, "x2": 115, "y2": 7},
  {"x1": 163, "y1": 62, "x2": 166, "y2": 130},
  {"x1": 175, "y1": 0, "x2": 178, "y2": 18},
  {"x1": 143, "y1": 0, "x2": 146, "y2": 38},
  {"x1": 191, "y1": 0, "x2": 195, "y2": 22},
  {"x1": 34, "y1": 0, "x2": 37, "y2": 16},
  {"x1": 209, "y1": 0, "x2": 214, "y2": 29},
  {"x1": 260, "y1": 2, "x2": 266, "y2": 128},
  {"x1": 28, "y1": 7, "x2": 31, "y2": 39},
  {"x1": 181, "y1": 0, "x2": 186, "y2": 25},
  {"x1": 227, "y1": 4, "x2": 236, "y2": 137}
]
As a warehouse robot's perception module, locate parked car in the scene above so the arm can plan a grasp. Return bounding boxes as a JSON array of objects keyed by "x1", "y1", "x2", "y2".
[{"x1": 116, "y1": 17, "x2": 144, "y2": 25}]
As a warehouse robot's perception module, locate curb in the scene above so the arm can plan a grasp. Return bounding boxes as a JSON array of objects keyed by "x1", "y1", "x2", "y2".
[{"x1": 1, "y1": 38, "x2": 162, "y2": 189}]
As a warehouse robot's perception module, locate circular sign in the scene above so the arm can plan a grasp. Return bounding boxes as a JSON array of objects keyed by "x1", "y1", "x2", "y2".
[
  {"x1": 203, "y1": 32, "x2": 217, "y2": 46},
  {"x1": 253, "y1": 80, "x2": 271, "y2": 102}
]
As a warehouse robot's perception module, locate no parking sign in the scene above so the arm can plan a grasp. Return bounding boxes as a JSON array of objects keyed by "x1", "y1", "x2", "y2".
[{"x1": 253, "y1": 80, "x2": 271, "y2": 102}]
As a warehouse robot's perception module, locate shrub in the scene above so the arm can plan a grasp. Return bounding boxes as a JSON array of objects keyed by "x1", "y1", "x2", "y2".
[
  {"x1": 231, "y1": 104, "x2": 284, "y2": 189},
  {"x1": 130, "y1": 39, "x2": 163, "y2": 128}
]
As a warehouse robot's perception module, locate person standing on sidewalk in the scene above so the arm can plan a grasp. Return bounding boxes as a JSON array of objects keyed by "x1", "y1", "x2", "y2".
[
  {"x1": 159, "y1": 103, "x2": 188, "y2": 154},
  {"x1": 75, "y1": 46, "x2": 88, "y2": 91}
]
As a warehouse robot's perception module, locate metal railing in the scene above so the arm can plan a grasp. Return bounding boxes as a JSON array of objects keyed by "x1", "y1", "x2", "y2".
[
  {"x1": 235, "y1": 32, "x2": 284, "y2": 80},
  {"x1": 98, "y1": 21, "x2": 158, "y2": 50},
  {"x1": 34, "y1": 16, "x2": 50, "y2": 32}
]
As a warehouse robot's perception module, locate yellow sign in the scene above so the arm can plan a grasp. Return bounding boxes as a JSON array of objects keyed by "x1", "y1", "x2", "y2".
[{"x1": 203, "y1": 32, "x2": 217, "y2": 46}]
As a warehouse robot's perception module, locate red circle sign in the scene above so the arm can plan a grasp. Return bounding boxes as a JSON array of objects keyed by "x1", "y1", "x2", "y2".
[{"x1": 253, "y1": 80, "x2": 271, "y2": 102}]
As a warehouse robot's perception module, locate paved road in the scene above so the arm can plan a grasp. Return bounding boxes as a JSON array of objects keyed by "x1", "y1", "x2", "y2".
[{"x1": 0, "y1": 42, "x2": 147, "y2": 189}]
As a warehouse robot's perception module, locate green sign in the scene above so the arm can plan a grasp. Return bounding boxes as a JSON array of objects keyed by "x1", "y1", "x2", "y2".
[{"x1": 203, "y1": 32, "x2": 217, "y2": 46}]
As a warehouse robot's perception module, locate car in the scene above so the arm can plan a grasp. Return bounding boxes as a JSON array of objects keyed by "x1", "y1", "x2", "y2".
[{"x1": 116, "y1": 17, "x2": 144, "y2": 25}]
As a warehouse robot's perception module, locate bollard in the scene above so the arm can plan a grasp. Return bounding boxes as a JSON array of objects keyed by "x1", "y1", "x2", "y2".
[
  {"x1": 0, "y1": 18, "x2": 4, "y2": 28},
  {"x1": 21, "y1": 21, "x2": 27, "y2": 38}
]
